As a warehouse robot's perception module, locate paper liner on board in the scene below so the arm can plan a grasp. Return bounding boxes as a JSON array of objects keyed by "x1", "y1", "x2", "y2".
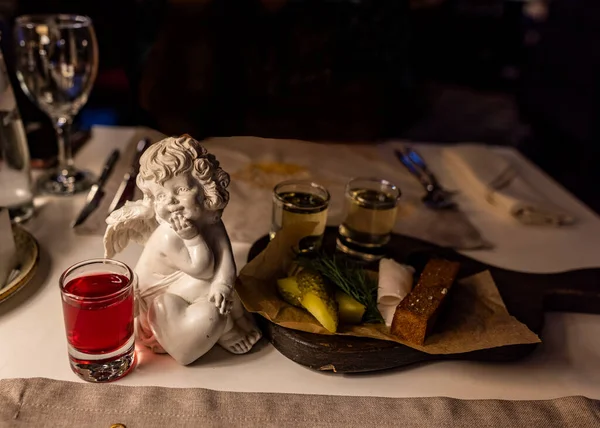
[{"x1": 235, "y1": 224, "x2": 541, "y2": 354}]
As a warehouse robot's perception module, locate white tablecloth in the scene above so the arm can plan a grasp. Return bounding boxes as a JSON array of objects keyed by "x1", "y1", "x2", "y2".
[{"x1": 1, "y1": 126, "x2": 599, "y2": 400}]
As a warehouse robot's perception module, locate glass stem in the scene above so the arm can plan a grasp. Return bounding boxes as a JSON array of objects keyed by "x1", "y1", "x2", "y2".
[{"x1": 55, "y1": 116, "x2": 74, "y2": 172}]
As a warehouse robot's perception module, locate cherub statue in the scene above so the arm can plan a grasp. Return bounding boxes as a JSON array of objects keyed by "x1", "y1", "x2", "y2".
[{"x1": 103, "y1": 135, "x2": 261, "y2": 365}]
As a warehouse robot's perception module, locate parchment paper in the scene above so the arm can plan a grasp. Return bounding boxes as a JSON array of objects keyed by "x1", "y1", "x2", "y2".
[
  {"x1": 235, "y1": 224, "x2": 541, "y2": 355},
  {"x1": 75, "y1": 134, "x2": 489, "y2": 250}
]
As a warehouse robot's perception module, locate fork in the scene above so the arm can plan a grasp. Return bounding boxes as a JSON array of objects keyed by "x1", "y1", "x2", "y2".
[
  {"x1": 404, "y1": 147, "x2": 458, "y2": 196},
  {"x1": 394, "y1": 147, "x2": 457, "y2": 210}
]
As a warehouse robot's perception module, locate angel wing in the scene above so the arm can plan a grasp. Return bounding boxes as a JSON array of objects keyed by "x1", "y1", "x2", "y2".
[{"x1": 103, "y1": 200, "x2": 159, "y2": 258}]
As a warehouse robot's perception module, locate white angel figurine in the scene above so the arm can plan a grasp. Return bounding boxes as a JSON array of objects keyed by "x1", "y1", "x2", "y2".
[{"x1": 104, "y1": 135, "x2": 261, "y2": 365}]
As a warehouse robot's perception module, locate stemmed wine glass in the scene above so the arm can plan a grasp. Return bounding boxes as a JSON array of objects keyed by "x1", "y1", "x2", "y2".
[{"x1": 14, "y1": 15, "x2": 99, "y2": 195}]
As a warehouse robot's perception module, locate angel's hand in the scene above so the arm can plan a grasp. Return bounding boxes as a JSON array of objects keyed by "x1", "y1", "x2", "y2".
[
  {"x1": 170, "y1": 213, "x2": 199, "y2": 240},
  {"x1": 208, "y1": 283, "x2": 233, "y2": 315}
]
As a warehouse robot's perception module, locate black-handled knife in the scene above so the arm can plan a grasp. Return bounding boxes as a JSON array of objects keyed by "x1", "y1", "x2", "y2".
[
  {"x1": 107, "y1": 138, "x2": 151, "y2": 214},
  {"x1": 72, "y1": 149, "x2": 120, "y2": 228}
]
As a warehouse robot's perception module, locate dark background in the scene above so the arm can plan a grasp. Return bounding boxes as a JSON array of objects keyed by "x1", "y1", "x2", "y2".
[{"x1": 1, "y1": 0, "x2": 599, "y2": 212}]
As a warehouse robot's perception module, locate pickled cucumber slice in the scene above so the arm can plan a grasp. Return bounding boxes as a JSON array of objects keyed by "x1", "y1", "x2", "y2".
[
  {"x1": 297, "y1": 269, "x2": 339, "y2": 333},
  {"x1": 301, "y1": 292, "x2": 339, "y2": 333},
  {"x1": 276, "y1": 277, "x2": 303, "y2": 307},
  {"x1": 335, "y1": 290, "x2": 366, "y2": 324}
]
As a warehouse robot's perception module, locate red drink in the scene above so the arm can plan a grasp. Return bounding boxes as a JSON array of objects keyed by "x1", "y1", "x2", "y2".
[
  {"x1": 60, "y1": 259, "x2": 136, "y2": 382},
  {"x1": 62, "y1": 273, "x2": 134, "y2": 354}
]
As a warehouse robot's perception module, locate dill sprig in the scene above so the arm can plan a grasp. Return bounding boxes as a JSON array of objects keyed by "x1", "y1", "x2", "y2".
[{"x1": 295, "y1": 252, "x2": 384, "y2": 323}]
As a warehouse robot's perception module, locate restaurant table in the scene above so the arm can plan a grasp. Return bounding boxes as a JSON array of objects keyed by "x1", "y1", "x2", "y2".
[{"x1": 1, "y1": 126, "x2": 599, "y2": 426}]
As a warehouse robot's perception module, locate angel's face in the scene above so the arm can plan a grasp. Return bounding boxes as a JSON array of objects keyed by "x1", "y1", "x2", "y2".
[{"x1": 147, "y1": 175, "x2": 204, "y2": 223}]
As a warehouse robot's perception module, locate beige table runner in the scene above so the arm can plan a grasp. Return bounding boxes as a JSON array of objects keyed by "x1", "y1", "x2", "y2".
[{"x1": 1, "y1": 378, "x2": 598, "y2": 428}]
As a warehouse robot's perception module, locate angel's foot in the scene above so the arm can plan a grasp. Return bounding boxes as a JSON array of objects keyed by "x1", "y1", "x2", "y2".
[
  {"x1": 218, "y1": 322, "x2": 262, "y2": 355},
  {"x1": 236, "y1": 311, "x2": 262, "y2": 336}
]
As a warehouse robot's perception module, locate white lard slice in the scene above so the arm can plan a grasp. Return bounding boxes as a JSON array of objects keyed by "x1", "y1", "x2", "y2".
[{"x1": 377, "y1": 258, "x2": 414, "y2": 326}]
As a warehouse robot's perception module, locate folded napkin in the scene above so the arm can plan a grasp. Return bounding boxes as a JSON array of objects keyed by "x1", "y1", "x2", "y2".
[
  {"x1": 441, "y1": 145, "x2": 575, "y2": 226},
  {"x1": 0, "y1": 208, "x2": 16, "y2": 287}
]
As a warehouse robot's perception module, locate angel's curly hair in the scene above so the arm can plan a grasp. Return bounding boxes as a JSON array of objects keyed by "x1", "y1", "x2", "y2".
[{"x1": 136, "y1": 135, "x2": 230, "y2": 217}]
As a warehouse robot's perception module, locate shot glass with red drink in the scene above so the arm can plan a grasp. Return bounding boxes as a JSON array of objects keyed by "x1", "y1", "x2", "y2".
[{"x1": 59, "y1": 259, "x2": 136, "y2": 382}]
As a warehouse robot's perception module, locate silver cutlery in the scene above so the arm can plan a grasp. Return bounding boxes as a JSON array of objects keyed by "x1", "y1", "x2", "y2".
[
  {"x1": 395, "y1": 146, "x2": 492, "y2": 250},
  {"x1": 395, "y1": 147, "x2": 456, "y2": 210},
  {"x1": 108, "y1": 138, "x2": 151, "y2": 214},
  {"x1": 72, "y1": 149, "x2": 120, "y2": 228}
]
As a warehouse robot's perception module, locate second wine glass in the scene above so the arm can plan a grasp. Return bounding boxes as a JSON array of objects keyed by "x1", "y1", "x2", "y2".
[{"x1": 14, "y1": 14, "x2": 99, "y2": 195}]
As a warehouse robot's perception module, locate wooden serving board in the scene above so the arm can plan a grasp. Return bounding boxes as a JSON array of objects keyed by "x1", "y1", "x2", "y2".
[{"x1": 247, "y1": 227, "x2": 600, "y2": 373}]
